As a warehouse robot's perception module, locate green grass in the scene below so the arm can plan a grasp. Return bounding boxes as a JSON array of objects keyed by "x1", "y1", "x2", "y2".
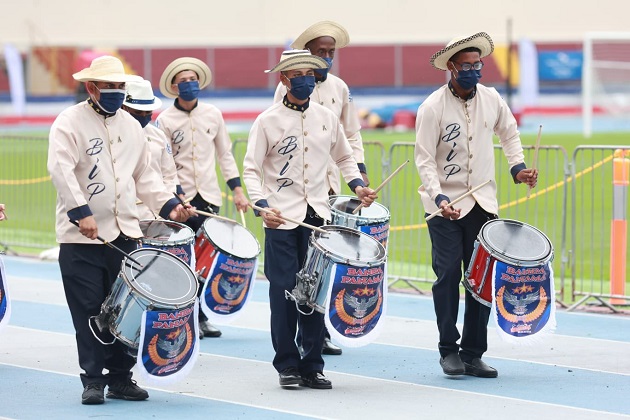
[{"x1": 1, "y1": 130, "x2": 628, "y2": 306}]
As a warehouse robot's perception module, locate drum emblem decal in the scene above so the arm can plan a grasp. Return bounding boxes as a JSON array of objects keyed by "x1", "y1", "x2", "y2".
[
  {"x1": 334, "y1": 288, "x2": 383, "y2": 326},
  {"x1": 210, "y1": 273, "x2": 248, "y2": 305},
  {"x1": 147, "y1": 322, "x2": 193, "y2": 368},
  {"x1": 496, "y1": 286, "x2": 548, "y2": 323}
]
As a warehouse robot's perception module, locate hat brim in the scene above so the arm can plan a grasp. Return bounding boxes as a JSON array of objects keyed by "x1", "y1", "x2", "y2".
[
  {"x1": 123, "y1": 96, "x2": 162, "y2": 111},
  {"x1": 159, "y1": 57, "x2": 212, "y2": 98},
  {"x1": 290, "y1": 21, "x2": 350, "y2": 50},
  {"x1": 265, "y1": 55, "x2": 329, "y2": 73},
  {"x1": 73, "y1": 72, "x2": 142, "y2": 83},
  {"x1": 430, "y1": 32, "x2": 494, "y2": 71}
]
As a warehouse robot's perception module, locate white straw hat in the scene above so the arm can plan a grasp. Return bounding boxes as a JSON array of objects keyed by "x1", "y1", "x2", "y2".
[
  {"x1": 430, "y1": 32, "x2": 494, "y2": 71},
  {"x1": 123, "y1": 80, "x2": 162, "y2": 111},
  {"x1": 265, "y1": 50, "x2": 328, "y2": 73},
  {"x1": 290, "y1": 21, "x2": 350, "y2": 50},
  {"x1": 72, "y1": 55, "x2": 141, "y2": 83},
  {"x1": 159, "y1": 57, "x2": 212, "y2": 98}
]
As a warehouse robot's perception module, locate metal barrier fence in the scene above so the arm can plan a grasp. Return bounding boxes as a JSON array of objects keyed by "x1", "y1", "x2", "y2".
[{"x1": 1, "y1": 135, "x2": 628, "y2": 310}]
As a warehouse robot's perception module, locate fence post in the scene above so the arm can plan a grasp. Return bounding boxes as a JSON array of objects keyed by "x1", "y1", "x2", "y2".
[{"x1": 610, "y1": 149, "x2": 629, "y2": 304}]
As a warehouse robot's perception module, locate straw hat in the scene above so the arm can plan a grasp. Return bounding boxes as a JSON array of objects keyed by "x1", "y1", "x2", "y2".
[
  {"x1": 72, "y1": 55, "x2": 141, "y2": 83},
  {"x1": 265, "y1": 50, "x2": 328, "y2": 73},
  {"x1": 159, "y1": 57, "x2": 212, "y2": 98},
  {"x1": 430, "y1": 32, "x2": 494, "y2": 71},
  {"x1": 123, "y1": 80, "x2": 162, "y2": 111},
  {"x1": 290, "y1": 21, "x2": 350, "y2": 50}
]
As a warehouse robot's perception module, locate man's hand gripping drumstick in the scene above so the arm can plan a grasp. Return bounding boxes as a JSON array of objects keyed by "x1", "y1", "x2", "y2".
[
  {"x1": 249, "y1": 203, "x2": 329, "y2": 235},
  {"x1": 352, "y1": 160, "x2": 409, "y2": 214}
]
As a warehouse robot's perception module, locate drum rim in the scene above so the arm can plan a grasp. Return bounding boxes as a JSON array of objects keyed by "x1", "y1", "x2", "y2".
[
  {"x1": 121, "y1": 248, "x2": 199, "y2": 307},
  {"x1": 199, "y1": 217, "x2": 261, "y2": 259},
  {"x1": 312, "y1": 225, "x2": 387, "y2": 266},
  {"x1": 328, "y1": 195, "x2": 390, "y2": 223},
  {"x1": 478, "y1": 218, "x2": 554, "y2": 266},
  {"x1": 139, "y1": 219, "x2": 195, "y2": 246}
]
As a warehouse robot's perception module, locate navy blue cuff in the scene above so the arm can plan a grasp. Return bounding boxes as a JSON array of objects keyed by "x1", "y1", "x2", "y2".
[
  {"x1": 159, "y1": 197, "x2": 181, "y2": 220},
  {"x1": 67, "y1": 205, "x2": 92, "y2": 222},
  {"x1": 254, "y1": 199, "x2": 269, "y2": 217},
  {"x1": 348, "y1": 178, "x2": 366, "y2": 193},
  {"x1": 357, "y1": 163, "x2": 367, "y2": 174},
  {"x1": 227, "y1": 177, "x2": 242, "y2": 190},
  {"x1": 176, "y1": 185, "x2": 185, "y2": 195},
  {"x1": 511, "y1": 163, "x2": 527, "y2": 183},
  {"x1": 434, "y1": 194, "x2": 450, "y2": 207}
]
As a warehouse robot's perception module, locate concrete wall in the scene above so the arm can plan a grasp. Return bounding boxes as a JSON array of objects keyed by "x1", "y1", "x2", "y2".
[{"x1": 2, "y1": 0, "x2": 627, "y2": 50}]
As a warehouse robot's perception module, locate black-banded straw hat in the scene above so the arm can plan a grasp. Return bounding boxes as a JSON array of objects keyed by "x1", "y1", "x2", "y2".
[
  {"x1": 265, "y1": 50, "x2": 328, "y2": 73},
  {"x1": 430, "y1": 32, "x2": 494, "y2": 71},
  {"x1": 159, "y1": 57, "x2": 212, "y2": 98},
  {"x1": 290, "y1": 21, "x2": 350, "y2": 50},
  {"x1": 123, "y1": 79, "x2": 162, "y2": 111}
]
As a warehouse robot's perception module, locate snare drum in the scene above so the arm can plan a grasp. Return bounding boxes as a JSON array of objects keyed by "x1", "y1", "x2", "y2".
[
  {"x1": 290, "y1": 225, "x2": 387, "y2": 314},
  {"x1": 100, "y1": 248, "x2": 198, "y2": 348},
  {"x1": 329, "y1": 195, "x2": 390, "y2": 248},
  {"x1": 464, "y1": 219, "x2": 554, "y2": 307},
  {"x1": 194, "y1": 218, "x2": 260, "y2": 283},
  {"x1": 139, "y1": 220, "x2": 195, "y2": 268}
]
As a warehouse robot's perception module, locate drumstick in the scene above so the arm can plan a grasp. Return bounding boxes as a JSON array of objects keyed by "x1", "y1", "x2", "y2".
[
  {"x1": 352, "y1": 159, "x2": 410, "y2": 214},
  {"x1": 249, "y1": 203, "x2": 329, "y2": 235},
  {"x1": 425, "y1": 180, "x2": 492, "y2": 221},
  {"x1": 239, "y1": 209, "x2": 247, "y2": 228},
  {"x1": 526, "y1": 125, "x2": 542, "y2": 199},
  {"x1": 69, "y1": 220, "x2": 144, "y2": 268},
  {"x1": 172, "y1": 193, "x2": 235, "y2": 224},
  {"x1": 136, "y1": 195, "x2": 193, "y2": 205}
]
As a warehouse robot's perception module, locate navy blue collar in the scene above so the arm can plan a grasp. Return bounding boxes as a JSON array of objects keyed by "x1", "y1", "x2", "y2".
[{"x1": 282, "y1": 95, "x2": 309, "y2": 112}]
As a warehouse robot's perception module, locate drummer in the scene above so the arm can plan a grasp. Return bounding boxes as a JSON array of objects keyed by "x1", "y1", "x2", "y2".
[
  {"x1": 243, "y1": 50, "x2": 377, "y2": 389},
  {"x1": 121, "y1": 79, "x2": 182, "y2": 220},
  {"x1": 414, "y1": 32, "x2": 537, "y2": 378},
  {"x1": 47, "y1": 56, "x2": 195, "y2": 405}
]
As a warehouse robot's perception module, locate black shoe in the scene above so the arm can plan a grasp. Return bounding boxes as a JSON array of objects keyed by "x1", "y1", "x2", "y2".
[
  {"x1": 301, "y1": 372, "x2": 332, "y2": 389},
  {"x1": 439, "y1": 353, "x2": 465, "y2": 376},
  {"x1": 81, "y1": 383, "x2": 105, "y2": 405},
  {"x1": 106, "y1": 379, "x2": 149, "y2": 401},
  {"x1": 199, "y1": 320, "x2": 222, "y2": 337},
  {"x1": 279, "y1": 367, "x2": 302, "y2": 386},
  {"x1": 463, "y1": 358, "x2": 498, "y2": 378},
  {"x1": 322, "y1": 338, "x2": 342, "y2": 355}
]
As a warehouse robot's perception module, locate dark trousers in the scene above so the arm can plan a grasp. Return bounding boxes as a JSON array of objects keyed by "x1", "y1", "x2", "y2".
[
  {"x1": 426, "y1": 203, "x2": 496, "y2": 362},
  {"x1": 59, "y1": 237, "x2": 137, "y2": 386},
  {"x1": 264, "y1": 214, "x2": 325, "y2": 374}
]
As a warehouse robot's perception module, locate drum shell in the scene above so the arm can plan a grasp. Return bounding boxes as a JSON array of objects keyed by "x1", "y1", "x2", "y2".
[
  {"x1": 101, "y1": 249, "x2": 198, "y2": 348},
  {"x1": 194, "y1": 218, "x2": 261, "y2": 283},
  {"x1": 299, "y1": 225, "x2": 387, "y2": 313},
  {"x1": 464, "y1": 219, "x2": 554, "y2": 307},
  {"x1": 329, "y1": 195, "x2": 390, "y2": 248},
  {"x1": 139, "y1": 220, "x2": 195, "y2": 268}
]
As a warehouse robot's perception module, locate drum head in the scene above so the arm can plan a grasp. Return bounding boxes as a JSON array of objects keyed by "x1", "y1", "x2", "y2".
[
  {"x1": 479, "y1": 219, "x2": 553, "y2": 265},
  {"x1": 329, "y1": 195, "x2": 390, "y2": 219},
  {"x1": 139, "y1": 220, "x2": 194, "y2": 246},
  {"x1": 314, "y1": 225, "x2": 386, "y2": 266},
  {"x1": 122, "y1": 248, "x2": 198, "y2": 307},
  {"x1": 201, "y1": 218, "x2": 260, "y2": 259}
]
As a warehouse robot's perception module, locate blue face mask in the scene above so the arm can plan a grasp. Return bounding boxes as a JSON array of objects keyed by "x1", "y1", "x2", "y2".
[
  {"x1": 94, "y1": 87, "x2": 126, "y2": 113},
  {"x1": 288, "y1": 75, "x2": 316, "y2": 100},
  {"x1": 130, "y1": 113, "x2": 152, "y2": 128},
  {"x1": 455, "y1": 69, "x2": 481, "y2": 90},
  {"x1": 314, "y1": 57, "x2": 333, "y2": 81},
  {"x1": 178, "y1": 80, "x2": 200, "y2": 101}
]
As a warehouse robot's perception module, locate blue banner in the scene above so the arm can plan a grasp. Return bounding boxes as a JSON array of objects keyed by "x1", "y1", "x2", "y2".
[
  {"x1": 359, "y1": 222, "x2": 390, "y2": 250},
  {"x1": 200, "y1": 252, "x2": 257, "y2": 323},
  {"x1": 538, "y1": 51, "x2": 583, "y2": 81},
  {"x1": 324, "y1": 261, "x2": 387, "y2": 347},
  {"x1": 137, "y1": 302, "x2": 199, "y2": 384},
  {"x1": 492, "y1": 260, "x2": 556, "y2": 344}
]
